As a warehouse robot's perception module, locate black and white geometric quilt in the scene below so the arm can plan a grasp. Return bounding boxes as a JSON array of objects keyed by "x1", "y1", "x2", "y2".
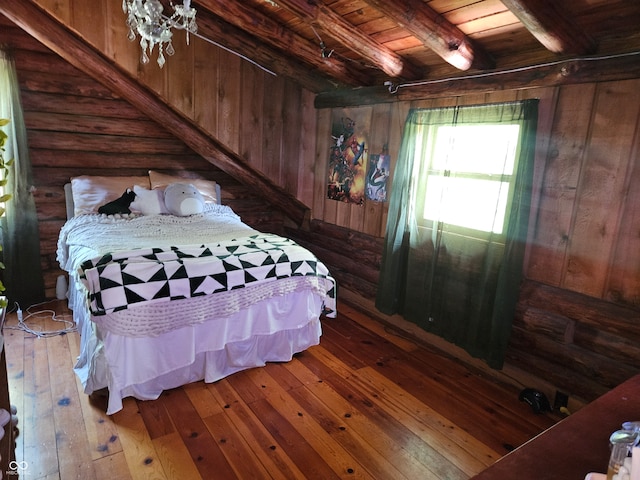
[{"x1": 79, "y1": 233, "x2": 337, "y2": 317}]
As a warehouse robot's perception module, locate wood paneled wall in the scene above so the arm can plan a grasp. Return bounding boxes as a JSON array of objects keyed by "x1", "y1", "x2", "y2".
[
  {"x1": 312, "y1": 81, "x2": 640, "y2": 307},
  {"x1": 310, "y1": 82, "x2": 640, "y2": 403},
  {"x1": 3, "y1": 1, "x2": 640, "y2": 406},
  {"x1": 31, "y1": 0, "x2": 318, "y2": 211}
]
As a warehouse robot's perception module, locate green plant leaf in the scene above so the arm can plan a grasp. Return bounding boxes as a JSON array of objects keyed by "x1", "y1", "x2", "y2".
[{"x1": 0, "y1": 119, "x2": 9, "y2": 297}]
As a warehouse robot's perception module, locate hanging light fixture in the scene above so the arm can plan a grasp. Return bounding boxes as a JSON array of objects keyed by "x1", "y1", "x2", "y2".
[{"x1": 122, "y1": 0, "x2": 198, "y2": 68}]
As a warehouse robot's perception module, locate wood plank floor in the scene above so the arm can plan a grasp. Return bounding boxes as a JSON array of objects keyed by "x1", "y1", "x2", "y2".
[{"x1": 2, "y1": 299, "x2": 557, "y2": 480}]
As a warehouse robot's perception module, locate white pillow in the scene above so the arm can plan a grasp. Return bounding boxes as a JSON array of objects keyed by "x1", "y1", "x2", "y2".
[
  {"x1": 149, "y1": 170, "x2": 218, "y2": 204},
  {"x1": 130, "y1": 185, "x2": 169, "y2": 215},
  {"x1": 71, "y1": 175, "x2": 151, "y2": 215}
]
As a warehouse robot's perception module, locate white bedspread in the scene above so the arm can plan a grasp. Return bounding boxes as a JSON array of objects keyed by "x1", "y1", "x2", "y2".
[{"x1": 58, "y1": 204, "x2": 255, "y2": 264}]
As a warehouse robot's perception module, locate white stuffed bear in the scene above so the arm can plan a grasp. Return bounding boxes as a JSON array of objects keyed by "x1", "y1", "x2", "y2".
[{"x1": 163, "y1": 182, "x2": 205, "y2": 216}]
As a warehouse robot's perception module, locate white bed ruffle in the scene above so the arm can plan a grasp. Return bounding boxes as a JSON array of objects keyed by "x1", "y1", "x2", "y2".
[{"x1": 70, "y1": 274, "x2": 324, "y2": 414}]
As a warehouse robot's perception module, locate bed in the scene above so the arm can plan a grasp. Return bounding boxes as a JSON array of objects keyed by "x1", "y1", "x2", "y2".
[{"x1": 57, "y1": 172, "x2": 337, "y2": 414}]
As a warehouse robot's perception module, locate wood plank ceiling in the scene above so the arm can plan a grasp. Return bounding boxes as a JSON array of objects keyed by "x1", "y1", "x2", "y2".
[{"x1": 189, "y1": 0, "x2": 640, "y2": 95}]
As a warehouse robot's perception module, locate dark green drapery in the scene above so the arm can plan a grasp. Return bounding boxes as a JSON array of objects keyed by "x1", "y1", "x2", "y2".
[
  {"x1": 376, "y1": 100, "x2": 538, "y2": 368},
  {"x1": 0, "y1": 50, "x2": 46, "y2": 307}
]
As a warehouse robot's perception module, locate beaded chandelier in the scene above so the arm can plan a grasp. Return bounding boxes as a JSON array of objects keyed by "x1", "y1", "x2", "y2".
[{"x1": 122, "y1": 0, "x2": 198, "y2": 68}]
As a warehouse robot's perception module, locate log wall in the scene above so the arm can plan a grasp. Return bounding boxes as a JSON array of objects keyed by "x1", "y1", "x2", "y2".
[
  {"x1": 0, "y1": 15, "x2": 286, "y2": 298},
  {"x1": 3, "y1": 1, "x2": 640, "y2": 406}
]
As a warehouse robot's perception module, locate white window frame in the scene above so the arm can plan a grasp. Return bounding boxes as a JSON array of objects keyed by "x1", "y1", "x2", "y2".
[{"x1": 411, "y1": 122, "x2": 522, "y2": 239}]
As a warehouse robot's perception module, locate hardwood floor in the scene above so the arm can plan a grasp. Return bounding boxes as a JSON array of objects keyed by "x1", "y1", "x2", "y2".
[{"x1": 2, "y1": 299, "x2": 557, "y2": 480}]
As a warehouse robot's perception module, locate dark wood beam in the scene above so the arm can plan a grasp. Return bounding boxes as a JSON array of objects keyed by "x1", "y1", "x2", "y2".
[
  {"x1": 271, "y1": 0, "x2": 423, "y2": 80},
  {"x1": 197, "y1": 0, "x2": 374, "y2": 86},
  {"x1": 361, "y1": 0, "x2": 495, "y2": 71},
  {"x1": 314, "y1": 52, "x2": 640, "y2": 108},
  {"x1": 501, "y1": 0, "x2": 597, "y2": 55},
  {"x1": 193, "y1": 10, "x2": 337, "y2": 92},
  {"x1": 0, "y1": 0, "x2": 310, "y2": 226}
]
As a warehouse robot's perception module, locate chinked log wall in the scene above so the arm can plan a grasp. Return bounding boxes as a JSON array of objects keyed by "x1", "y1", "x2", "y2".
[
  {"x1": 0, "y1": 17, "x2": 285, "y2": 298},
  {"x1": 4, "y1": 14, "x2": 640, "y2": 405}
]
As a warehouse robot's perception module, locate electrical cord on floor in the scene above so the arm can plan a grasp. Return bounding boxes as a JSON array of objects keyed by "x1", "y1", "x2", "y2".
[{"x1": 5, "y1": 300, "x2": 76, "y2": 338}]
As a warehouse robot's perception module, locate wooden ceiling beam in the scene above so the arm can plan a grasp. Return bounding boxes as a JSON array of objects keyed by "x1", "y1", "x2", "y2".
[
  {"x1": 197, "y1": 0, "x2": 374, "y2": 86},
  {"x1": 361, "y1": 0, "x2": 495, "y2": 71},
  {"x1": 270, "y1": 0, "x2": 423, "y2": 80},
  {"x1": 192, "y1": 11, "x2": 336, "y2": 92},
  {"x1": 0, "y1": 0, "x2": 310, "y2": 226},
  {"x1": 315, "y1": 52, "x2": 640, "y2": 108},
  {"x1": 501, "y1": 0, "x2": 597, "y2": 55}
]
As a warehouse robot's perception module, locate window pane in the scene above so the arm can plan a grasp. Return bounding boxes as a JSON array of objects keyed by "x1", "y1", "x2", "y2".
[
  {"x1": 432, "y1": 124, "x2": 520, "y2": 175},
  {"x1": 423, "y1": 176, "x2": 510, "y2": 234}
]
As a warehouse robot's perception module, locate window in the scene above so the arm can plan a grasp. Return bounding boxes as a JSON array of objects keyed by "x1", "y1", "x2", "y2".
[
  {"x1": 413, "y1": 122, "x2": 521, "y2": 235},
  {"x1": 376, "y1": 100, "x2": 538, "y2": 368}
]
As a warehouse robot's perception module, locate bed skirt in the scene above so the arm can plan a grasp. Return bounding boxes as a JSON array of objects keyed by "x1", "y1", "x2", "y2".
[{"x1": 69, "y1": 277, "x2": 324, "y2": 414}]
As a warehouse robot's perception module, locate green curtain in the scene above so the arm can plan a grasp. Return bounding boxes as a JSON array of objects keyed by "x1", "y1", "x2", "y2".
[
  {"x1": 376, "y1": 100, "x2": 538, "y2": 368},
  {"x1": 0, "y1": 49, "x2": 45, "y2": 307}
]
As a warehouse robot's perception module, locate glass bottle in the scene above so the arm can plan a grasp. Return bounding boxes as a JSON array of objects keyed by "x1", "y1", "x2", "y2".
[{"x1": 608, "y1": 429, "x2": 638, "y2": 480}]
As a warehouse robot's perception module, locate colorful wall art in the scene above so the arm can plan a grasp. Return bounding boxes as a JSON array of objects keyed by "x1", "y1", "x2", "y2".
[
  {"x1": 327, "y1": 112, "x2": 369, "y2": 205},
  {"x1": 366, "y1": 150, "x2": 390, "y2": 202}
]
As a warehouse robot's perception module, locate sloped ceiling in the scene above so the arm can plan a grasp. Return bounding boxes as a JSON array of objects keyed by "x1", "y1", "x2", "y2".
[
  {"x1": 189, "y1": 0, "x2": 640, "y2": 94},
  {"x1": 7, "y1": 0, "x2": 640, "y2": 103},
  {"x1": 2, "y1": 0, "x2": 640, "y2": 223},
  {"x1": 0, "y1": 1, "x2": 312, "y2": 226}
]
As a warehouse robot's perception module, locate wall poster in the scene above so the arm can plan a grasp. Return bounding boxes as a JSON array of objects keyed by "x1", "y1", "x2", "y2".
[
  {"x1": 327, "y1": 111, "x2": 369, "y2": 205},
  {"x1": 366, "y1": 147, "x2": 390, "y2": 202}
]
